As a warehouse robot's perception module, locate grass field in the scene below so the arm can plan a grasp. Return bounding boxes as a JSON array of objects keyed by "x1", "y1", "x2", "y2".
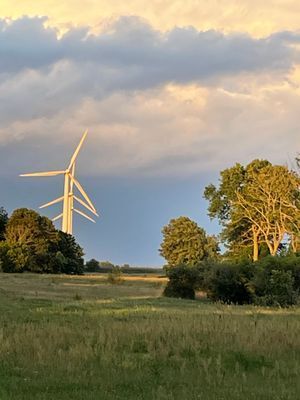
[{"x1": 0, "y1": 273, "x2": 299, "y2": 400}]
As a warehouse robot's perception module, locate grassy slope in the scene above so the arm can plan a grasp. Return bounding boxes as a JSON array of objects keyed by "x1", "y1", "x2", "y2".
[{"x1": 0, "y1": 273, "x2": 299, "y2": 400}]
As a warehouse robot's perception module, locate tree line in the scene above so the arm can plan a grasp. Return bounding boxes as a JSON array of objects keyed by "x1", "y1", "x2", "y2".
[
  {"x1": 0, "y1": 208, "x2": 84, "y2": 274},
  {"x1": 160, "y1": 159, "x2": 300, "y2": 306}
]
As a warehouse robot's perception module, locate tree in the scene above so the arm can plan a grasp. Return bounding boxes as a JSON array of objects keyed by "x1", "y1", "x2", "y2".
[
  {"x1": 5, "y1": 208, "x2": 59, "y2": 272},
  {"x1": 204, "y1": 160, "x2": 272, "y2": 261},
  {"x1": 0, "y1": 207, "x2": 8, "y2": 241},
  {"x1": 85, "y1": 258, "x2": 99, "y2": 272},
  {"x1": 204, "y1": 235, "x2": 220, "y2": 260},
  {"x1": 99, "y1": 261, "x2": 115, "y2": 270},
  {"x1": 55, "y1": 231, "x2": 84, "y2": 274},
  {"x1": 235, "y1": 165, "x2": 300, "y2": 257},
  {"x1": 0, "y1": 242, "x2": 15, "y2": 272},
  {"x1": 0, "y1": 208, "x2": 84, "y2": 274},
  {"x1": 160, "y1": 216, "x2": 219, "y2": 267},
  {"x1": 204, "y1": 161, "x2": 300, "y2": 261},
  {"x1": 163, "y1": 264, "x2": 200, "y2": 299}
]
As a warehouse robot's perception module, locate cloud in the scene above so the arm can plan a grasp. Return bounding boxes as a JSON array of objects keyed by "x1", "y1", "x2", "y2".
[
  {"x1": 0, "y1": 16, "x2": 300, "y2": 179},
  {"x1": 0, "y1": 16, "x2": 300, "y2": 126},
  {"x1": 1, "y1": 83, "x2": 300, "y2": 178},
  {"x1": 1, "y1": 16, "x2": 299, "y2": 78},
  {"x1": 3, "y1": 0, "x2": 300, "y2": 37}
]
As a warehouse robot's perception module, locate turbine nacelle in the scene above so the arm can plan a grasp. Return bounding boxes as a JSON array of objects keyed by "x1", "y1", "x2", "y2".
[{"x1": 20, "y1": 130, "x2": 99, "y2": 235}]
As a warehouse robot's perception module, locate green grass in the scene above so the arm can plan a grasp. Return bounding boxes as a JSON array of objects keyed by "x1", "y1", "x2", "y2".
[{"x1": 0, "y1": 273, "x2": 300, "y2": 399}]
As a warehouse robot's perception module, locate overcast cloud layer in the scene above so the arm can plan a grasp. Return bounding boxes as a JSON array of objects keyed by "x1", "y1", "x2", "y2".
[
  {"x1": 1, "y1": 17, "x2": 299, "y2": 78},
  {"x1": 0, "y1": 16, "x2": 300, "y2": 178}
]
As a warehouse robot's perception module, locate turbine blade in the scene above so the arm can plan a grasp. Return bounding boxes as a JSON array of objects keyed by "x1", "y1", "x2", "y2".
[
  {"x1": 68, "y1": 130, "x2": 88, "y2": 170},
  {"x1": 74, "y1": 195, "x2": 99, "y2": 217},
  {"x1": 20, "y1": 170, "x2": 65, "y2": 177},
  {"x1": 69, "y1": 174, "x2": 97, "y2": 213},
  {"x1": 74, "y1": 208, "x2": 96, "y2": 223},
  {"x1": 39, "y1": 196, "x2": 64, "y2": 209},
  {"x1": 52, "y1": 213, "x2": 63, "y2": 222}
]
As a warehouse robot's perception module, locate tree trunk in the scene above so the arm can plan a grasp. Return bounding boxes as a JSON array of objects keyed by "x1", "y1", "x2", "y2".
[
  {"x1": 253, "y1": 236, "x2": 259, "y2": 261},
  {"x1": 252, "y1": 226, "x2": 259, "y2": 262}
]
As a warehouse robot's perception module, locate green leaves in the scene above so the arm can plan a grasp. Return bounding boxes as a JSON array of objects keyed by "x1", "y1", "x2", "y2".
[
  {"x1": 204, "y1": 160, "x2": 300, "y2": 261},
  {"x1": 0, "y1": 207, "x2": 8, "y2": 241},
  {"x1": 0, "y1": 208, "x2": 84, "y2": 274},
  {"x1": 160, "y1": 216, "x2": 219, "y2": 267}
]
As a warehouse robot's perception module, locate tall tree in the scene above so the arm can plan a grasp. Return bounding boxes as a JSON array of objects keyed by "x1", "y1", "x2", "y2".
[
  {"x1": 55, "y1": 231, "x2": 84, "y2": 274},
  {"x1": 5, "y1": 208, "x2": 59, "y2": 272},
  {"x1": 204, "y1": 160, "x2": 270, "y2": 261},
  {"x1": 235, "y1": 165, "x2": 300, "y2": 256},
  {"x1": 160, "y1": 216, "x2": 219, "y2": 267},
  {"x1": 0, "y1": 207, "x2": 8, "y2": 241},
  {"x1": 2, "y1": 208, "x2": 84, "y2": 274},
  {"x1": 205, "y1": 161, "x2": 300, "y2": 261}
]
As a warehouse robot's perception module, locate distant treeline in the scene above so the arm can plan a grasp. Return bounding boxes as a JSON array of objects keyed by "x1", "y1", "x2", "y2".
[{"x1": 85, "y1": 259, "x2": 164, "y2": 275}]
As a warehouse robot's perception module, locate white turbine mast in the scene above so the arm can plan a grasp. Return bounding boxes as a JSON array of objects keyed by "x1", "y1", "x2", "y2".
[{"x1": 20, "y1": 130, "x2": 99, "y2": 235}]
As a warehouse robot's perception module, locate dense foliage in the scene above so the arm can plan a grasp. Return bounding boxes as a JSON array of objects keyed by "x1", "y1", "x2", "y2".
[
  {"x1": 204, "y1": 160, "x2": 300, "y2": 261},
  {"x1": 0, "y1": 207, "x2": 8, "y2": 241},
  {"x1": 162, "y1": 159, "x2": 300, "y2": 306},
  {"x1": 55, "y1": 231, "x2": 84, "y2": 275},
  {"x1": 163, "y1": 264, "x2": 200, "y2": 299},
  {"x1": 85, "y1": 258, "x2": 99, "y2": 272},
  {"x1": 164, "y1": 257, "x2": 300, "y2": 306},
  {"x1": 0, "y1": 208, "x2": 84, "y2": 274},
  {"x1": 250, "y1": 256, "x2": 300, "y2": 306},
  {"x1": 160, "y1": 216, "x2": 219, "y2": 267},
  {"x1": 203, "y1": 262, "x2": 254, "y2": 304}
]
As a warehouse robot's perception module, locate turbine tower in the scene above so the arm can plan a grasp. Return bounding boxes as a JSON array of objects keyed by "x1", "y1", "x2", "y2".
[{"x1": 20, "y1": 130, "x2": 99, "y2": 235}]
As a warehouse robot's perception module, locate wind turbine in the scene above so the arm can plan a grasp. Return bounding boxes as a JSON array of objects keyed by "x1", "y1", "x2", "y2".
[{"x1": 20, "y1": 130, "x2": 99, "y2": 235}]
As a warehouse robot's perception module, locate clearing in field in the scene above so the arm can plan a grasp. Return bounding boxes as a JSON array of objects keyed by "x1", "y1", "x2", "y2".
[{"x1": 0, "y1": 273, "x2": 299, "y2": 400}]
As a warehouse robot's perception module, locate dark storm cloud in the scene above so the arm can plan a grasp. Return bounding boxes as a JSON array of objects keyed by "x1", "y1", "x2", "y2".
[
  {"x1": 1, "y1": 16, "x2": 300, "y2": 126},
  {"x1": 1, "y1": 16, "x2": 299, "y2": 83}
]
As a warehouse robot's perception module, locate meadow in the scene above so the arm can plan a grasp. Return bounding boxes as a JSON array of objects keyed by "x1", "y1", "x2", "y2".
[{"x1": 0, "y1": 273, "x2": 299, "y2": 400}]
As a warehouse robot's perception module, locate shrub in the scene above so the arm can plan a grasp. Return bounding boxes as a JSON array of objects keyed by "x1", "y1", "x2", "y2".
[
  {"x1": 107, "y1": 266, "x2": 124, "y2": 284},
  {"x1": 0, "y1": 242, "x2": 15, "y2": 272},
  {"x1": 204, "y1": 257, "x2": 300, "y2": 306},
  {"x1": 85, "y1": 258, "x2": 99, "y2": 272},
  {"x1": 163, "y1": 256, "x2": 300, "y2": 307},
  {"x1": 203, "y1": 262, "x2": 254, "y2": 304},
  {"x1": 251, "y1": 256, "x2": 300, "y2": 306},
  {"x1": 163, "y1": 265, "x2": 200, "y2": 300}
]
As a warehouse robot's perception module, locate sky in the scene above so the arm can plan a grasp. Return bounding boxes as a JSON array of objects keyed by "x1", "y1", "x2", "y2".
[{"x1": 1, "y1": 1, "x2": 300, "y2": 266}]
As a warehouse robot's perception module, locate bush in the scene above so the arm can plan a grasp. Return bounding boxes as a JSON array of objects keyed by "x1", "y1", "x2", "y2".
[
  {"x1": 0, "y1": 242, "x2": 15, "y2": 272},
  {"x1": 163, "y1": 265, "x2": 200, "y2": 300},
  {"x1": 85, "y1": 258, "x2": 99, "y2": 272},
  {"x1": 107, "y1": 266, "x2": 124, "y2": 284},
  {"x1": 204, "y1": 262, "x2": 254, "y2": 304},
  {"x1": 163, "y1": 256, "x2": 300, "y2": 307},
  {"x1": 204, "y1": 257, "x2": 300, "y2": 306},
  {"x1": 251, "y1": 256, "x2": 300, "y2": 306}
]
